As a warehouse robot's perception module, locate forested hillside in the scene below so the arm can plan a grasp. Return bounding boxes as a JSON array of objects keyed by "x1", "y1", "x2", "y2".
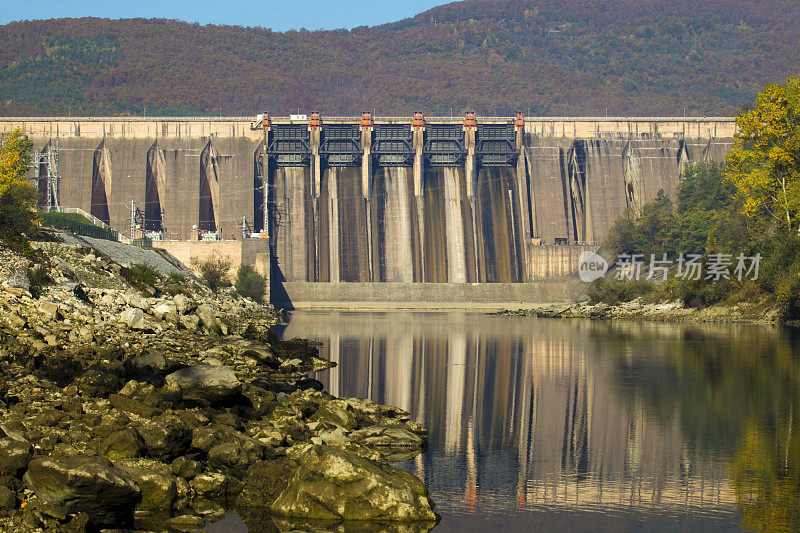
[{"x1": 1, "y1": 0, "x2": 799, "y2": 117}]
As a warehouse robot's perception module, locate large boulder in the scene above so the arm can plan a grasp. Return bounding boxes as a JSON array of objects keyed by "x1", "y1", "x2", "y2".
[
  {"x1": 23, "y1": 455, "x2": 141, "y2": 528},
  {"x1": 115, "y1": 458, "x2": 177, "y2": 511},
  {"x1": 96, "y1": 427, "x2": 145, "y2": 460},
  {"x1": 0, "y1": 438, "x2": 32, "y2": 476},
  {"x1": 165, "y1": 365, "x2": 242, "y2": 405},
  {"x1": 310, "y1": 399, "x2": 357, "y2": 430},
  {"x1": 245, "y1": 446, "x2": 436, "y2": 522}
]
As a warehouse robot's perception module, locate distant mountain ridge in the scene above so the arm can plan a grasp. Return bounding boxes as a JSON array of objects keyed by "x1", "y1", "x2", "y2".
[{"x1": 1, "y1": 0, "x2": 799, "y2": 117}]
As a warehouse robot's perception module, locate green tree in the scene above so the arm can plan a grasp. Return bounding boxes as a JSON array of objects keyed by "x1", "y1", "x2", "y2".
[{"x1": 726, "y1": 76, "x2": 800, "y2": 233}]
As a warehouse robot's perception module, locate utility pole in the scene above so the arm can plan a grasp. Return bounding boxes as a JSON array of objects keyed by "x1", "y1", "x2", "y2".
[
  {"x1": 130, "y1": 200, "x2": 136, "y2": 240},
  {"x1": 52, "y1": 138, "x2": 60, "y2": 211}
]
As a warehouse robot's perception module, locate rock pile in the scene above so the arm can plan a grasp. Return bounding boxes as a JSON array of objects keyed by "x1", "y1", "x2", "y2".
[{"x1": 0, "y1": 240, "x2": 436, "y2": 531}]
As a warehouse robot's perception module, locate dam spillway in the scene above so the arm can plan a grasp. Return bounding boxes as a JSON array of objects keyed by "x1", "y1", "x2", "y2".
[{"x1": 3, "y1": 115, "x2": 736, "y2": 300}]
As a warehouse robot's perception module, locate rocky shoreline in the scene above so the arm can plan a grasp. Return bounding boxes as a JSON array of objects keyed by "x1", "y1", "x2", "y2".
[
  {"x1": 500, "y1": 299, "x2": 782, "y2": 325},
  {"x1": 0, "y1": 239, "x2": 437, "y2": 532}
]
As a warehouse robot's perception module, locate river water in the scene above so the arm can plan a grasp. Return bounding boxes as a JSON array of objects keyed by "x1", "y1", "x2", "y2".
[{"x1": 272, "y1": 311, "x2": 800, "y2": 532}]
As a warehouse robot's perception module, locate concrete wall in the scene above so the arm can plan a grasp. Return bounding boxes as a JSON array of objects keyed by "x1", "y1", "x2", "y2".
[
  {"x1": 530, "y1": 245, "x2": 596, "y2": 280},
  {"x1": 153, "y1": 238, "x2": 270, "y2": 280},
  {"x1": 274, "y1": 281, "x2": 585, "y2": 310}
]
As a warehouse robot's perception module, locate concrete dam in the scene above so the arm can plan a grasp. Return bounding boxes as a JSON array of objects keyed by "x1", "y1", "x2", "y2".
[{"x1": 3, "y1": 115, "x2": 736, "y2": 307}]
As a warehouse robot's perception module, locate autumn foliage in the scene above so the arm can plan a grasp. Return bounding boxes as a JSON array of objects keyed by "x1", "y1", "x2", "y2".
[
  {"x1": 725, "y1": 76, "x2": 800, "y2": 233},
  {"x1": 0, "y1": 128, "x2": 37, "y2": 250}
]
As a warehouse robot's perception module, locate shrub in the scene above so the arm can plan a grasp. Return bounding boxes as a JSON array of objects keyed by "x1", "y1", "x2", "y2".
[
  {"x1": 676, "y1": 276, "x2": 735, "y2": 308},
  {"x1": 26, "y1": 265, "x2": 52, "y2": 298},
  {"x1": 167, "y1": 271, "x2": 186, "y2": 284},
  {"x1": 163, "y1": 270, "x2": 188, "y2": 296},
  {"x1": 191, "y1": 251, "x2": 232, "y2": 292},
  {"x1": 776, "y1": 276, "x2": 800, "y2": 323},
  {"x1": 588, "y1": 277, "x2": 652, "y2": 305},
  {"x1": 234, "y1": 264, "x2": 267, "y2": 303},
  {"x1": 122, "y1": 263, "x2": 160, "y2": 287}
]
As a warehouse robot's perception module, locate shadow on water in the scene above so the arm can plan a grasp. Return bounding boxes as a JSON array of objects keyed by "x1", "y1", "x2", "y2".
[{"x1": 269, "y1": 311, "x2": 800, "y2": 532}]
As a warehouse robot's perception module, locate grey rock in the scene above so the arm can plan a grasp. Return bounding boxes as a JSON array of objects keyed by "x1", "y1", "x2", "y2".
[
  {"x1": 190, "y1": 472, "x2": 232, "y2": 500},
  {"x1": 179, "y1": 313, "x2": 200, "y2": 331},
  {"x1": 5, "y1": 271, "x2": 29, "y2": 291},
  {"x1": 153, "y1": 301, "x2": 178, "y2": 322},
  {"x1": 119, "y1": 308, "x2": 145, "y2": 330},
  {"x1": 135, "y1": 415, "x2": 192, "y2": 462},
  {"x1": 195, "y1": 304, "x2": 219, "y2": 333},
  {"x1": 171, "y1": 457, "x2": 201, "y2": 480},
  {"x1": 38, "y1": 301, "x2": 60, "y2": 320},
  {"x1": 23, "y1": 455, "x2": 141, "y2": 528},
  {"x1": 310, "y1": 399, "x2": 357, "y2": 430},
  {"x1": 125, "y1": 353, "x2": 169, "y2": 376},
  {"x1": 0, "y1": 485, "x2": 15, "y2": 510},
  {"x1": 165, "y1": 514, "x2": 205, "y2": 532},
  {"x1": 166, "y1": 365, "x2": 242, "y2": 405},
  {"x1": 268, "y1": 446, "x2": 436, "y2": 522},
  {"x1": 349, "y1": 425, "x2": 425, "y2": 448},
  {"x1": 0, "y1": 438, "x2": 32, "y2": 476},
  {"x1": 124, "y1": 293, "x2": 149, "y2": 310},
  {"x1": 115, "y1": 458, "x2": 177, "y2": 511},
  {"x1": 208, "y1": 442, "x2": 263, "y2": 478},
  {"x1": 173, "y1": 293, "x2": 193, "y2": 315},
  {"x1": 96, "y1": 428, "x2": 145, "y2": 460}
]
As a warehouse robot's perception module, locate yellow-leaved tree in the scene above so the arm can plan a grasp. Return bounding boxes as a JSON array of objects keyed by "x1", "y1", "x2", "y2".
[
  {"x1": 0, "y1": 128, "x2": 38, "y2": 250},
  {"x1": 726, "y1": 76, "x2": 800, "y2": 233}
]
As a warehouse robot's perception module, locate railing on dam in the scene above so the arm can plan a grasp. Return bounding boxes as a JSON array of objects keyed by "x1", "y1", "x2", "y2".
[{"x1": 0, "y1": 115, "x2": 738, "y2": 141}]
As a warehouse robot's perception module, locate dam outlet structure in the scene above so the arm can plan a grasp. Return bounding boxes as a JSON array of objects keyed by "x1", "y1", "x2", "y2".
[{"x1": 3, "y1": 114, "x2": 736, "y2": 308}]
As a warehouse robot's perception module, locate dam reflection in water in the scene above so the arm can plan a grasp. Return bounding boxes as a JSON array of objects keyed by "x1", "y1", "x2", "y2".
[{"x1": 278, "y1": 311, "x2": 800, "y2": 532}]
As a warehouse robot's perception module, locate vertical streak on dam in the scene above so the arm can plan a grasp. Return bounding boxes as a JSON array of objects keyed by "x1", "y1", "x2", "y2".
[
  {"x1": 91, "y1": 140, "x2": 112, "y2": 225},
  {"x1": 373, "y1": 167, "x2": 415, "y2": 282},
  {"x1": 145, "y1": 141, "x2": 166, "y2": 231},
  {"x1": 199, "y1": 140, "x2": 220, "y2": 232}
]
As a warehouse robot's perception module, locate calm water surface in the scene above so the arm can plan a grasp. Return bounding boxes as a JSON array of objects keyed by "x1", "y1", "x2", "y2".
[{"x1": 277, "y1": 311, "x2": 800, "y2": 532}]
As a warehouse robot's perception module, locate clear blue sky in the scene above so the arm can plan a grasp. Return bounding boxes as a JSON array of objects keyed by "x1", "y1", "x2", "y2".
[{"x1": 0, "y1": 0, "x2": 450, "y2": 30}]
